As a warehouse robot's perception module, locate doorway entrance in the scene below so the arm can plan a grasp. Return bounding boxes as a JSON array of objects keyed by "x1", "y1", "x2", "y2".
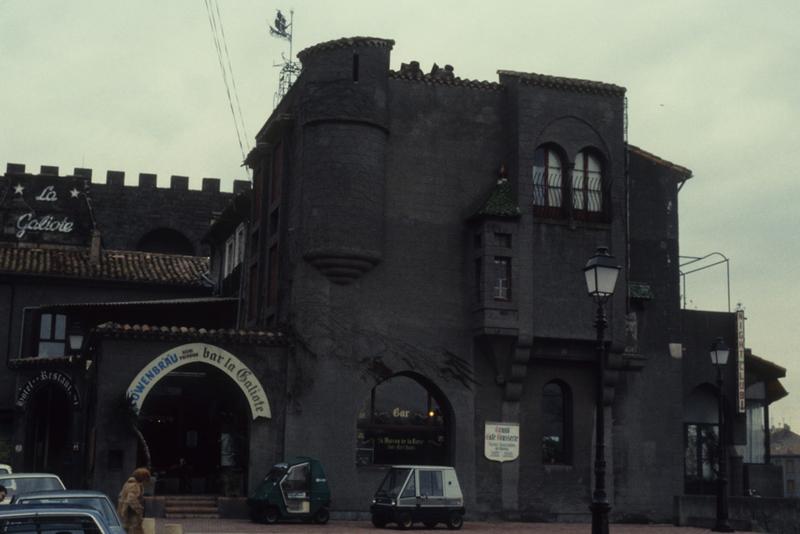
[
  {"x1": 139, "y1": 363, "x2": 249, "y2": 495},
  {"x1": 25, "y1": 385, "x2": 71, "y2": 477}
]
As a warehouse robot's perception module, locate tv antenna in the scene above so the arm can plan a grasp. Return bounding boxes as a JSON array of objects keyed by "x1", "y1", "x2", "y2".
[{"x1": 269, "y1": 9, "x2": 301, "y2": 108}]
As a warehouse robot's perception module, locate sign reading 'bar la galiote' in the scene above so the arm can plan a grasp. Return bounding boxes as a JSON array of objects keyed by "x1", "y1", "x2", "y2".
[{"x1": 126, "y1": 343, "x2": 271, "y2": 420}]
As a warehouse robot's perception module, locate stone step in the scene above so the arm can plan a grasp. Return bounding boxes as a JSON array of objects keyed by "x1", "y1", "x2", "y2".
[
  {"x1": 164, "y1": 500, "x2": 218, "y2": 507},
  {"x1": 165, "y1": 505, "x2": 218, "y2": 512}
]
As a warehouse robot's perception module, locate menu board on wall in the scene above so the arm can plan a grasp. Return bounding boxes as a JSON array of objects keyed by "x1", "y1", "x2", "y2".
[{"x1": 484, "y1": 421, "x2": 520, "y2": 462}]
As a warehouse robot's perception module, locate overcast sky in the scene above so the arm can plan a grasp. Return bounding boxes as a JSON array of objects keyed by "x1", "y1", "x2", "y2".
[{"x1": 2, "y1": 1, "x2": 798, "y2": 428}]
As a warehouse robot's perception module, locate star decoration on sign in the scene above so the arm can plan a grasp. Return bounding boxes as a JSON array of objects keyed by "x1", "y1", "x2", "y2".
[
  {"x1": 70, "y1": 188, "x2": 80, "y2": 198},
  {"x1": 13, "y1": 184, "x2": 24, "y2": 195}
]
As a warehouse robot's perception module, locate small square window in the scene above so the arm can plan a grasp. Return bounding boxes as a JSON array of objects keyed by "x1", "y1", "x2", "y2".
[{"x1": 494, "y1": 232, "x2": 511, "y2": 248}]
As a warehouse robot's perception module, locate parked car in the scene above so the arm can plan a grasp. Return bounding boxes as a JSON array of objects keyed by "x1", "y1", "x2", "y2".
[
  {"x1": 0, "y1": 473, "x2": 65, "y2": 504},
  {"x1": 0, "y1": 464, "x2": 11, "y2": 475},
  {"x1": 370, "y1": 465, "x2": 465, "y2": 530},
  {"x1": 13, "y1": 490, "x2": 123, "y2": 534},
  {"x1": 0, "y1": 503, "x2": 113, "y2": 534},
  {"x1": 248, "y1": 457, "x2": 331, "y2": 524}
]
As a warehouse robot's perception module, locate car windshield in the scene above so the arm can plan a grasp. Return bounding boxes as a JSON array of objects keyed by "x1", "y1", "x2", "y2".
[
  {"x1": 16, "y1": 497, "x2": 119, "y2": 526},
  {"x1": 0, "y1": 477, "x2": 64, "y2": 498},
  {"x1": 376, "y1": 468, "x2": 411, "y2": 498}
]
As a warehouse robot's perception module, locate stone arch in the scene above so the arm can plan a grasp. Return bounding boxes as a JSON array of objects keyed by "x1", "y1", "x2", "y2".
[{"x1": 355, "y1": 371, "x2": 454, "y2": 466}]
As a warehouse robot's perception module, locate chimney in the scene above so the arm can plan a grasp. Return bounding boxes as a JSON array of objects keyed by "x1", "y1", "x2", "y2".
[{"x1": 90, "y1": 230, "x2": 102, "y2": 265}]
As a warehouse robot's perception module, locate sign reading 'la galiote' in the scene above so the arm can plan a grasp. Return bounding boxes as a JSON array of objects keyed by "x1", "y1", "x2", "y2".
[{"x1": 1, "y1": 175, "x2": 94, "y2": 246}]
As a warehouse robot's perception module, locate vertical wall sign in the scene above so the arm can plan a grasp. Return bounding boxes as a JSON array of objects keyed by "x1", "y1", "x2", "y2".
[
  {"x1": 126, "y1": 343, "x2": 271, "y2": 420},
  {"x1": 484, "y1": 421, "x2": 520, "y2": 462},
  {"x1": 736, "y1": 309, "x2": 746, "y2": 413}
]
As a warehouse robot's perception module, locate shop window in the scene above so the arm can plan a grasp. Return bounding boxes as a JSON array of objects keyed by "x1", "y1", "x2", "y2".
[
  {"x1": 38, "y1": 313, "x2": 66, "y2": 357},
  {"x1": 493, "y1": 257, "x2": 511, "y2": 300},
  {"x1": 572, "y1": 149, "x2": 604, "y2": 220},
  {"x1": 356, "y1": 375, "x2": 448, "y2": 466},
  {"x1": 684, "y1": 423, "x2": 719, "y2": 495},
  {"x1": 532, "y1": 146, "x2": 564, "y2": 217},
  {"x1": 542, "y1": 381, "x2": 571, "y2": 465}
]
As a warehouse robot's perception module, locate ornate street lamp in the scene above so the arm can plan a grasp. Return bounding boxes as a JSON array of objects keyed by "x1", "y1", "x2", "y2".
[
  {"x1": 710, "y1": 337, "x2": 734, "y2": 532},
  {"x1": 583, "y1": 247, "x2": 620, "y2": 534}
]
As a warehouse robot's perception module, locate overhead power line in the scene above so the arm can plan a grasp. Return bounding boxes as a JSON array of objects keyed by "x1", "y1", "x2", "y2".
[{"x1": 203, "y1": 0, "x2": 250, "y2": 164}]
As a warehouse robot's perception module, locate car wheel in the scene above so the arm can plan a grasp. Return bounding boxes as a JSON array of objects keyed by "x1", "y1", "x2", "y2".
[
  {"x1": 446, "y1": 511, "x2": 463, "y2": 530},
  {"x1": 264, "y1": 506, "x2": 280, "y2": 524},
  {"x1": 314, "y1": 506, "x2": 330, "y2": 524},
  {"x1": 424, "y1": 520, "x2": 438, "y2": 528},
  {"x1": 397, "y1": 511, "x2": 413, "y2": 530},
  {"x1": 371, "y1": 513, "x2": 387, "y2": 528}
]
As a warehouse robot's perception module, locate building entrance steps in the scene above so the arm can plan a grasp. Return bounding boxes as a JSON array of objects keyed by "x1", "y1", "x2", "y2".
[{"x1": 163, "y1": 495, "x2": 220, "y2": 519}]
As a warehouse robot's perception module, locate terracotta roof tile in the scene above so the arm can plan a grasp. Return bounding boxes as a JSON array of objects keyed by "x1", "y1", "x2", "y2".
[
  {"x1": 298, "y1": 37, "x2": 395, "y2": 63},
  {"x1": 389, "y1": 70, "x2": 503, "y2": 91},
  {"x1": 628, "y1": 144, "x2": 693, "y2": 180},
  {"x1": 498, "y1": 69, "x2": 626, "y2": 96},
  {"x1": 94, "y1": 322, "x2": 288, "y2": 346},
  {"x1": 0, "y1": 245, "x2": 209, "y2": 287}
]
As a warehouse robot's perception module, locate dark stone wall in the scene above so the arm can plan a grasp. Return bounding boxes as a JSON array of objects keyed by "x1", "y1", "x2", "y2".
[
  {"x1": 255, "y1": 37, "x2": 686, "y2": 521},
  {"x1": 89, "y1": 181, "x2": 232, "y2": 255},
  {"x1": 90, "y1": 338, "x2": 288, "y2": 499},
  {"x1": 612, "y1": 150, "x2": 686, "y2": 519}
]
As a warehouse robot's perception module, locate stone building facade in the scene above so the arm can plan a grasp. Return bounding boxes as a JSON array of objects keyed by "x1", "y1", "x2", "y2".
[{"x1": 0, "y1": 36, "x2": 788, "y2": 525}]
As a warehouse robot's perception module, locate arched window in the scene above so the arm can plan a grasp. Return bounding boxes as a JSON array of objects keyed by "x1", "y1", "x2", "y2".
[
  {"x1": 542, "y1": 381, "x2": 571, "y2": 464},
  {"x1": 356, "y1": 375, "x2": 448, "y2": 466},
  {"x1": 532, "y1": 146, "x2": 564, "y2": 217},
  {"x1": 572, "y1": 149, "x2": 604, "y2": 218}
]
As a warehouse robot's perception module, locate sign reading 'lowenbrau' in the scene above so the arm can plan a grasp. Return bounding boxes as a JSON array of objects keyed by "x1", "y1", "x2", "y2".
[
  {"x1": 127, "y1": 343, "x2": 271, "y2": 420},
  {"x1": 484, "y1": 421, "x2": 520, "y2": 462}
]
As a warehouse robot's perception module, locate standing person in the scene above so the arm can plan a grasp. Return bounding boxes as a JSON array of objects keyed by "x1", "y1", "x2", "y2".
[{"x1": 117, "y1": 467, "x2": 150, "y2": 534}]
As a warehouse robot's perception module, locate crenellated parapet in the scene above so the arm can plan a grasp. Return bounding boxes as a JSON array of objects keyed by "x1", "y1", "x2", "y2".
[
  {"x1": 2, "y1": 163, "x2": 248, "y2": 253},
  {"x1": 4, "y1": 163, "x2": 250, "y2": 194}
]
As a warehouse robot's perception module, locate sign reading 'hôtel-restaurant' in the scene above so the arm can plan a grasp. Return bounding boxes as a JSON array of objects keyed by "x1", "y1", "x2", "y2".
[{"x1": 1, "y1": 176, "x2": 93, "y2": 246}]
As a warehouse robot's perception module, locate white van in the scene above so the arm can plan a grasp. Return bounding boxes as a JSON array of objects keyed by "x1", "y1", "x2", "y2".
[{"x1": 370, "y1": 465, "x2": 464, "y2": 530}]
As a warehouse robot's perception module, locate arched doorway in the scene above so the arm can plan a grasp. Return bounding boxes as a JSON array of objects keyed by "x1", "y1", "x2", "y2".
[
  {"x1": 25, "y1": 385, "x2": 71, "y2": 476},
  {"x1": 138, "y1": 363, "x2": 249, "y2": 495},
  {"x1": 355, "y1": 373, "x2": 453, "y2": 467}
]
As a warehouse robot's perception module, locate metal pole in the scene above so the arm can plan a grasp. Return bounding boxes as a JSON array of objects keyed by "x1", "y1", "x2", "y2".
[
  {"x1": 713, "y1": 365, "x2": 734, "y2": 532},
  {"x1": 591, "y1": 302, "x2": 610, "y2": 534}
]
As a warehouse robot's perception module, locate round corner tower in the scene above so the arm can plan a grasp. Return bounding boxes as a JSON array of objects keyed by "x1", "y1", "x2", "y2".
[{"x1": 296, "y1": 37, "x2": 394, "y2": 285}]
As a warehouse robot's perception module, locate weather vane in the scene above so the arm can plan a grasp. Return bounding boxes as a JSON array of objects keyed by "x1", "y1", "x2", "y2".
[{"x1": 269, "y1": 9, "x2": 301, "y2": 108}]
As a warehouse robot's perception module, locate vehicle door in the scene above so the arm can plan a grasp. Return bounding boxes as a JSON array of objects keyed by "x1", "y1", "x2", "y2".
[
  {"x1": 280, "y1": 462, "x2": 311, "y2": 514},
  {"x1": 418, "y1": 468, "x2": 446, "y2": 522},
  {"x1": 396, "y1": 469, "x2": 417, "y2": 513}
]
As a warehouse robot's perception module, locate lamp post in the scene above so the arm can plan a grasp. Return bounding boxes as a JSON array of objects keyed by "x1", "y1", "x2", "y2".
[
  {"x1": 583, "y1": 247, "x2": 621, "y2": 534},
  {"x1": 710, "y1": 337, "x2": 734, "y2": 532}
]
